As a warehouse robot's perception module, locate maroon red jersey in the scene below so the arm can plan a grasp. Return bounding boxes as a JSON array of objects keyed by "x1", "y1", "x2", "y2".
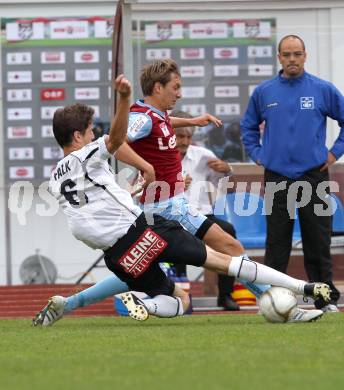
[{"x1": 127, "y1": 100, "x2": 184, "y2": 203}]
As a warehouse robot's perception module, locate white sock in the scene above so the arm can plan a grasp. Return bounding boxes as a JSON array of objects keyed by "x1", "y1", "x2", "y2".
[
  {"x1": 228, "y1": 256, "x2": 306, "y2": 295},
  {"x1": 143, "y1": 295, "x2": 184, "y2": 317}
]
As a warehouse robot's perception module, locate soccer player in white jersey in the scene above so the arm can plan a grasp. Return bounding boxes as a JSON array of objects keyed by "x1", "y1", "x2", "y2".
[{"x1": 33, "y1": 74, "x2": 330, "y2": 325}]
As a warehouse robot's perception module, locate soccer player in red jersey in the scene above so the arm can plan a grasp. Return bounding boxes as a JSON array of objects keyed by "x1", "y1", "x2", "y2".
[{"x1": 125, "y1": 59, "x2": 243, "y2": 257}]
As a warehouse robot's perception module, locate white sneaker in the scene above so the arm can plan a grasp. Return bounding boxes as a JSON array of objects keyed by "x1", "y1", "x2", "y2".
[
  {"x1": 120, "y1": 292, "x2": 148, "y2": 321},
  {"x1": 287, "y1": 307, "x2": 323, "y2": 323},
  {"x1": 32, "y1": 296, "x2": 67, "y2": 327},
  {"x1": 321, "y1": 304, "x2": 340, "y2": 313}
]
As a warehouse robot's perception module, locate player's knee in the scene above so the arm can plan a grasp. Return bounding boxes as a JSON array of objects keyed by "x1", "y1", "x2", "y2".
[
  {"x1": 173, "y1": 285, "x2": 190, "y2": 313},
  {"x1": 205, "y1": 223, "x2": 244, "y2": 255},
  {"x1": 179, "y1": 290, "x2": 190, "y2": 312},
  {"x1": 232, "y1": 238, "x2": 245, "y2": 255},
  {"x1": 178, "y1": 289, "x2": 190, "y2": 313},
  {"x1": 222, "y1": 232, "x2": 244, "y2": 255}
]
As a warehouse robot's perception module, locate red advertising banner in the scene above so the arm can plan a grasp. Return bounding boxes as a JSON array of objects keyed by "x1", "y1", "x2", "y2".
[{"x1": 40, "y1": 88, "x2": 65, "y2": 101}]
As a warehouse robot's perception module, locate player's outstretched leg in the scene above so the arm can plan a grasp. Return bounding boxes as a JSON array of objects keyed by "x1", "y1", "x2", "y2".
[
  {"x1": 32, "y1": 296, "x2": 67, "y2": 327},
  {"x1": 32, "y1": 274, "x2": 129, "y2": 327},
  {"x1": 204, "y1": 249, "x2": 331, "y2": 303},
  {"x1": 229, "y1": 255, "x2": 331, "y2": 302},
  {"x1": 64, "y1": 274, "x2": 129, "y2": 313}
]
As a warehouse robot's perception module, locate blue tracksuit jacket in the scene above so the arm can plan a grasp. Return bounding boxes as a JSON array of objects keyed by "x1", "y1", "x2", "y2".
[{"x1": 240, "y1": 71, "x2": 344, "y2": 179}]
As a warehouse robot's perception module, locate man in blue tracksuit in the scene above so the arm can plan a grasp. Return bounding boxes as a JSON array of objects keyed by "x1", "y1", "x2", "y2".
[{"x1": 241, "y1": 35, "x2": 344, "y2": 312}]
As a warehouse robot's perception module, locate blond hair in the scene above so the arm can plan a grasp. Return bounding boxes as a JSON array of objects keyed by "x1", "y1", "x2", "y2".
[{"x1": 140, "y1": 59, "x2": 180, "y2": 96}]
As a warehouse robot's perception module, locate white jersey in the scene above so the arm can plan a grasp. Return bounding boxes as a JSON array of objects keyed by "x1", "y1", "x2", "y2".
[
  {"x1": 49, "y1": 136, "x2": 142, "y2": 250},
  {"x1": 182, "y1": 145, "x2": 225, "y2": 215}
]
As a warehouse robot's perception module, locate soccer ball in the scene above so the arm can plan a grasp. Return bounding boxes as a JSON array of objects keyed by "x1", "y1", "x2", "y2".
[{"x1": 259, "y1": 287, "x2": 298, "y2": 323}]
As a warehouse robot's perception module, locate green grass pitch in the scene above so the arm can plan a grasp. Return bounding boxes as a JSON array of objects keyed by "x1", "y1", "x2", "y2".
[{"x1": 0, "y1": 313, "x2": 343, "y2": 390}]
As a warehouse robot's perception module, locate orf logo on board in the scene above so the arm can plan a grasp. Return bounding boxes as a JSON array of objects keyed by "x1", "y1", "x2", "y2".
[
  {"x1": 40, "y1": 88, "x2": 65, "y2": 101},
  {"x1": 300, "y1": 97, "x2": 314, "y2": 110}
]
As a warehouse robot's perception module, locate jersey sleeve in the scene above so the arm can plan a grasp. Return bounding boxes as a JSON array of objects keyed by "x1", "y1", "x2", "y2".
[
  {"x1": 326, "y1": 83, "x2": 344, "y2": 160},
  {"x1": 240, "y1": 87, "x2": 263, "y2": 163},
  {"x1": 126, "y1": 112, "x2": 153, "y2": 142},
  {"x1": 78, "y1": 136, "x2": 112, "y2": 162},
  {"x1": 97, "y1": 135, "x2": 113, "y2": 160}
]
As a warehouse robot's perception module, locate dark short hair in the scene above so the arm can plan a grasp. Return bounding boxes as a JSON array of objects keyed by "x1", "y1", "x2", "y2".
[
  {"x1": 53, "y1": 103, "x2": 94, "y2": 147},
  {"x1": 278, "y1": 35, "x2": 306, "y2": 53},
  {"x1": 140, "y1": 59, "x2": 181, "y2": 96}
]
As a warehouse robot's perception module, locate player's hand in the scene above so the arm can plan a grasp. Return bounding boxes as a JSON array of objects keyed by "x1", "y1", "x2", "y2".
[
  {"x1": 130, "y1": 184, "x2": 143, "y2": 197},
  {"x1": 131, "y1": 165, "x2": 156, "y2": 195},
  {"x1": 320, "y1": 152, "x2": 337, "y2": 172},
  {"x1": 114, "y1": 74, "x2": 131, "y2": 98},
  {"x1": 184, "y1": 174, "x2": 193, "y2": 191},
  {"x1": 207, "y1": 159, "x2": 232, "y2": 174},
  {"x1": 130, "y1": 168, "x2": 155, "y2": 196},
  {"x1": 191, "y1": 114, "x2": 222, "y2": 128}
]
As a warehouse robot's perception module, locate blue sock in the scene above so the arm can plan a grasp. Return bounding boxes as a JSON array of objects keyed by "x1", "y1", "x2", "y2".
[
  {"x1": 239, "y1": 279, "x2": 270, "y2": 299},
  {"x1": 64, "y1": 274, "x2": 129, "y2": 313}
]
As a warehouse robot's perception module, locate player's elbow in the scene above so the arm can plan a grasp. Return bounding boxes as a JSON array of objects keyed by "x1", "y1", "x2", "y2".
[
  {"x1": 223, "y1": 236, "x2": 245, "y2": 256},
  {"x1": 232, "y1": 239, "x2": 245, "y2": 256},
  {"x1": 106, "y1": 137, "x2": 125, "y2": 155}
]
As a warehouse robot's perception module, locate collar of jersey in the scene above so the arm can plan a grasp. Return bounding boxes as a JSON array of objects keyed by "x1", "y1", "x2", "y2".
[
  {"x1": 136, "y1": 99, "x2": 166, "y2": 118},
  {"x1": 278, "y1": 69, "x2": 307, "y2": 84}
]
